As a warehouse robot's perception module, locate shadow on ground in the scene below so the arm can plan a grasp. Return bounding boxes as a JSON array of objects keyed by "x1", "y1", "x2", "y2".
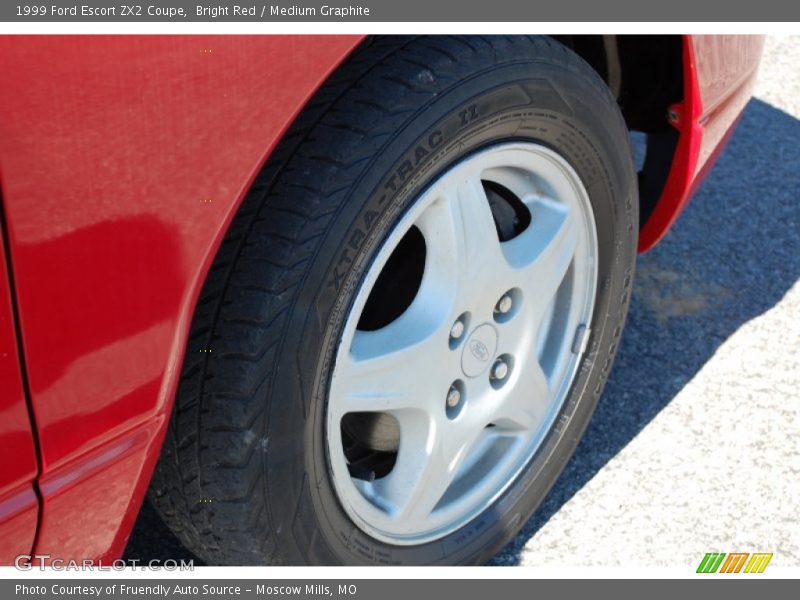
[
  {"x1": 124, "y1": 98, "x2": 800, "y2": 566},
  {"x1": 490, "y1": 97, "x2": 800, "y2": 564}
]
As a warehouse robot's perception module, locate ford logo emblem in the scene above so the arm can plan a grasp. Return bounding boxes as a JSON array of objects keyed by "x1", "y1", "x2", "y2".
[{"x1": 469, "y1": 339, "x2": 490, "y2": 362}]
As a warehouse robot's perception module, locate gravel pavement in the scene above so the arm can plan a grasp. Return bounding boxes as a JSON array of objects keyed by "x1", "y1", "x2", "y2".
[{"x1": 125, "y1": 35, "x2": 800, "y2": 568}]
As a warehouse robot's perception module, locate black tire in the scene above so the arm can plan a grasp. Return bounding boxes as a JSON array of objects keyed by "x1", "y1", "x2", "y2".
[{"x1": 148, "y1": 35, "x2": 638, "y2": 565}]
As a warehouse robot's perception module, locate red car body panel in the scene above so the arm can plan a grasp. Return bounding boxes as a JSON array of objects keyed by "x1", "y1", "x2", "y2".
[
  {"x1": 638, "y1": 35, "x2": 764, "y2": 252},
  {"x1": 0, "y1": 35, "x2": 363, "y2": 563},
  {"x1": 0, "y1": 34, "x2": 762, "y2": 563},
  {"x1": 0, "y1": 226, "x2": 39, "y2": 565}
]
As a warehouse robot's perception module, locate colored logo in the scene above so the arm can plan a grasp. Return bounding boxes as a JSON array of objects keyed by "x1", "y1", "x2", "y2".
[{"x1": 696, "y1": 552, "x2": 773, "y2": 573}]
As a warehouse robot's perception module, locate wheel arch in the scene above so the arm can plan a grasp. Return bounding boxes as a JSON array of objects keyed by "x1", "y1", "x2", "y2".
[
  {"x1": 130, "y1": 33, "x2": 694, "y2": 555},
  {"x1": 554, "y1": 35, "x2": 699, "y2": 252},
  {"x1": 0, "y1": 35, "x2": 368, "y2": 564}
]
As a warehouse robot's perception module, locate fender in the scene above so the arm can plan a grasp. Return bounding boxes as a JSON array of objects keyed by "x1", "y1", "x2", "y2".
[
  {"x1": 639, "y1": 35, "x2": 764, "y2": 252},
  {"x1": 0, "y1": 34, "x2": 364, "y2": 562}
]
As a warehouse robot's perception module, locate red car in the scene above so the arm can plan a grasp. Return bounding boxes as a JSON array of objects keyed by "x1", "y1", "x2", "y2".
[{"x1": 0, "y1": 35, "x2": 763, "y2": 566}]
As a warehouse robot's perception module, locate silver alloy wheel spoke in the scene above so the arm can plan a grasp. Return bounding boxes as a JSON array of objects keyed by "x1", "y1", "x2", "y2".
[
  {"x1": 374, "y1": 411, "x2": 486, "y2": 521},
  {"x1": 333, "y1": 322, "x2": 445, "y2": 417},
  {"x1": 492, "y1": 357, "x2": 551, "y2": 432},
  {"x1": 327, "y1": 142, "x2": 598, "y2": 545},
  {"x1": 503, "y1": 197, "x2": 578, "y2": 320},
  {"x1": 416, "y1": 174, "x2": 509, "y2": 309}
]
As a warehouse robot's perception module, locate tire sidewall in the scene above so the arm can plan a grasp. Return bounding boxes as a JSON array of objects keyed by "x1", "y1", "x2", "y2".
[{"x1": 268, "y1": 58, "x2": 637, "y2": 565}]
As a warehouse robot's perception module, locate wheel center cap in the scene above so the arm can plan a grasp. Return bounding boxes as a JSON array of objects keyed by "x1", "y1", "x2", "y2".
[{"x1": 461, "y1": 323, "x2": 498, "y2": 377}]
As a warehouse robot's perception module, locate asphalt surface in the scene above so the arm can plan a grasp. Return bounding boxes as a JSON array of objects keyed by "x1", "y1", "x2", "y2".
[{"x1": 124, "y1": 36, "x2": 800, "y2": 567}]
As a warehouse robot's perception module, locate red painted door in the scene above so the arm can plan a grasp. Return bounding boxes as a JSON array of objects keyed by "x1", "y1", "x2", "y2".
[{"x1": 0, "y1": 201, "x2": 39, "y2": 565}]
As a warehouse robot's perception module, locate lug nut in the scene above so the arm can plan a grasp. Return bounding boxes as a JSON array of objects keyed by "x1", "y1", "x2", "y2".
[
  {"x1": 446, "y1": 385, "x2": 461, "y2": 408},
  {"x1": 450, "y1": 318, "x2": 465, "y2": 341},
  {"x1": 495, "y1": 294, "x2": 513, "y2": 315},
  {"x1": 491, "y1": 359, "x2": 509, "y2": 381}
]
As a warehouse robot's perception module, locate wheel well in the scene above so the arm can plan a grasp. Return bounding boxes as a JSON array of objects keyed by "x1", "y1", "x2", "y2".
[{"x1": 554, "y1": 35, "x2": 684, "y2": 226}]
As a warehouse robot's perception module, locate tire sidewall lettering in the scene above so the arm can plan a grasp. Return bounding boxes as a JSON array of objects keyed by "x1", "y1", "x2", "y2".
[{"x1": 284, "y1": 70, "x2": 636, "y2": 565}]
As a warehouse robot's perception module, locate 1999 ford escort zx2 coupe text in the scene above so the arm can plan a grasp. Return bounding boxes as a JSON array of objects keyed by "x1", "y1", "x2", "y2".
[{"x1": 0, "y1": 34, "x2": 763, "y2": 565}]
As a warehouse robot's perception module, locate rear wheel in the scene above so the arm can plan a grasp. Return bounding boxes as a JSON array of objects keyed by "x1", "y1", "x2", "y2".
[{"x1": 149, "y1": 35, "x2": 638, "y2": 565}]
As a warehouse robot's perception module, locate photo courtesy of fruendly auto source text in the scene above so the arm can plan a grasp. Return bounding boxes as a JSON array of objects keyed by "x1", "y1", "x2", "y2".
[{"x1": 0, "y1": 0, "x2": 798, "y2": 596}]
